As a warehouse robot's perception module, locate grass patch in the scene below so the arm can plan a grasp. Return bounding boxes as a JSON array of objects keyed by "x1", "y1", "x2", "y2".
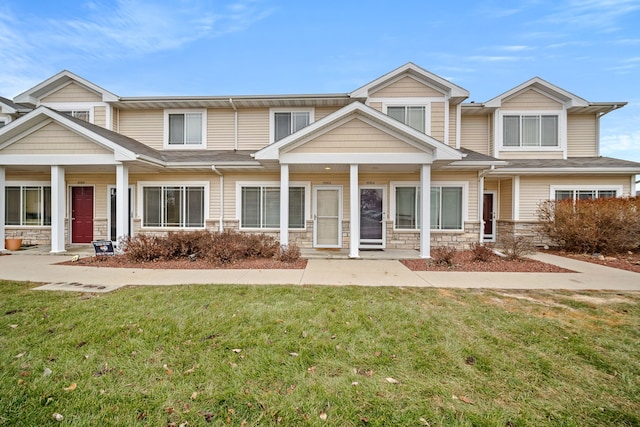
[{"x1": 1, "y1": 282, "x2": 639, "y2": 426}]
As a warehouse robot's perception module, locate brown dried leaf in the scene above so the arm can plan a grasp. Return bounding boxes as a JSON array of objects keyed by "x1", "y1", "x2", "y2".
[
  {"x1": 63, "y1": 382, "x2": 77, "y2": 391},
  {"x1": 190, "y1": 391, "x2": 198, "y2": 400},
  {"x1": 385, "y1": 377, "x2": 399, "y2": 384},
  {"x1": 459, "y1": 395, "x2": 474, "y2": 405}
]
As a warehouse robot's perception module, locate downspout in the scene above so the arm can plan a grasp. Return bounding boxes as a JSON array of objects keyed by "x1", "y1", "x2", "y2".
[
  {"x1": 229, "y1": 98, "x2": 238, "y2": 151},
  {"x1": 212, "y1": 166, "x2": 224, "y2": 233}
]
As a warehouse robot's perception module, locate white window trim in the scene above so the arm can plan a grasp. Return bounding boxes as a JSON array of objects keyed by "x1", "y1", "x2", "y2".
[
  {"x1": 390, "y1": 181, "x2": 468, "y2": 232},
  {"x1": 41, "y1": 102, "x2": 96, "y2": 123},
  {"x1": 163, "y1": 109, "x2": 207, "y2": 149},
  {"x1": 497, "y1": 110, "x2": 566, "y2": 154},
  {"x1": 235, "y1": 180, "x2": 310, "y2": 230},
  {"x1": 269, "y1": 108, "x2": 315, "y2": 144},
  {"x1": 5, "y1": 181, "x2": 52, "y2": 228},
  {"x1": 549, "y1": 185, "x2": 623, "y2": 200},
  {"x1": 137, "y1": 181, "x2": 210, "y2": 229},
  {"x1": 373, "y1": 97, "x2": 437, "y2": 135}
]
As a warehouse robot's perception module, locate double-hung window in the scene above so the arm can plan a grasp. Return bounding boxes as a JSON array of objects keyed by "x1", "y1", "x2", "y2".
[
  {"x1": 5, "y1": 185, "x2": 52, "y2": 226},
  {"x1": 503, "y1": 114, "x2": 558, "y2": 147},
  {"x1": 240, "y1": 185, "x2": 306, "y2": 229},
  {"x1": 393, "y1": 183, "x2": 465, "y2": 231},
  {"x1": 271, "y1": 109, "x2": 313, "y2": 143},
  {"x1": 142, "y1": 185, "x2": 205, "y2": 228},
  {"x1": 165, "y1": 110, "x2": 206, "y2": 148},
  {"x1": 387, "y1": 106, "x2": 426, "y2": 133}
]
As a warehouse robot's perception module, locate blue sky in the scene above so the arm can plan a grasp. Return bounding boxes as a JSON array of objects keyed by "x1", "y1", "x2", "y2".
[{"x1": 1, "y1": 0, "x2": 639, "y2": 167}]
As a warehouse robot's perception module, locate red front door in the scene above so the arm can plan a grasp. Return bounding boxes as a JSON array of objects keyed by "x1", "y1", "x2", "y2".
[
  {"x1": 72, "y1": 187, "x2": 94, "y2": 243},
  {"x1": 483, "y1": 193, "x2": 494, "y2": 240}
]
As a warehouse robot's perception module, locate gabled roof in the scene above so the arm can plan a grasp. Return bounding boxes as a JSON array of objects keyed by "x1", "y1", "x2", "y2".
[
  {"x1": 493, "y1": 157, "x2": 640, "y2": 174},
  {"x1": 350, "y1": 62, "x2": 469, "y2": 104},
  {"x1": 255, "y1": 101, "x2": 463, "y2": 162},
  {"x1": 0, "y1": 106, "x2": 162, "y2": 164},
  {"x1": 0, "y1": 96, "x2": 32, "y2": 114},
  {"x1": 485, "y1": 77, "x2": 589, "y2": 108},
  {"x1": 13, "y1": 70, "x2": 119, "y2": 105}
]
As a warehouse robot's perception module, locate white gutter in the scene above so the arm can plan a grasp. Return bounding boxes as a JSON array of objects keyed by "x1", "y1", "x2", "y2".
[
  {"x1": 212, "y1": 166, "x2": 224, "y2": 232},
  {"x1": 229, "y1": 98, "x2": 238, "y2": 151}
]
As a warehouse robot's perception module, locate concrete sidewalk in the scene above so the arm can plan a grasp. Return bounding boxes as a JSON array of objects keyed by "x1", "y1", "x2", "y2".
[{"x1": 0, "y1": 250, "x2": 638, "y2": 292}]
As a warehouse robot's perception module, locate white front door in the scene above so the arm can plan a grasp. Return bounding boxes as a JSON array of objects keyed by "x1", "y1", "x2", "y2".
[
  {"x1": 313, "y1": 186, "x2": 342, "y2": 248},
  {"x1": 360, "y1": 186, "x2": 385, "y2": 249}
]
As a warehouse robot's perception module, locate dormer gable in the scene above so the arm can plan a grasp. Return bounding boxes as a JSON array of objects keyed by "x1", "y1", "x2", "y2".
[
  {"x1": 13, "y1": 70, "x2": 119, "y2": 106},
  {"x1": 350, "y1": 62, "x2": 469, "y2": 104},
  {"x1": 485, "y1": 77, "x2": 589, "y2": 109}
]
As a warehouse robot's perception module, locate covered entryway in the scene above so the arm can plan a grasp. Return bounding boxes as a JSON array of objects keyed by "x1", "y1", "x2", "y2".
[
  {"x1": 71, "y1": 186, "x2": 94, "y2": 243},
  {"x1": 313, "y1": 186, "x2": 342, "y2": 248}
]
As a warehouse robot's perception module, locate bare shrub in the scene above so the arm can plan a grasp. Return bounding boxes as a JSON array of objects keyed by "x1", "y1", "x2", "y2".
[
  {"x1": 501, "y1": 234, "x2": 534, "y2": 261},
  {"x1": 470, "y1": 242, "x2": 494, "y2": 262},
  {"x1": 277, "y1": 244, "x2": 301, "y2": 263},
  {"x1": 431, "y1": 246, "x2": 457, "y2": 267},
  {"x1": 121, "y1": 234, "x2": 166, "y2": 262},
  {"x1": 538, "y1": 196, "x2": 640, "y2": 254}
]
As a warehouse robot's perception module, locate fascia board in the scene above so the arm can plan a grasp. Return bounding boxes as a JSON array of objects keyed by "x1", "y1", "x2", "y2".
[
  {"x1": 14, "y1": 70, "x2": 119, "y2": 104},
  {"x1": 490, "y1": 167, "x2": 640, "y2": 175},
  {"x1": 0, "y1": 154, "x2": 118, "y2": 165},
  {"x1": 485, "y1": 77, "x2": 589, "y2": 108}
]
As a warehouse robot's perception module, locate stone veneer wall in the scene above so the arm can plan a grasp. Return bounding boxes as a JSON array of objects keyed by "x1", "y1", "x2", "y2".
[
  {"x1": 496, "y1": 220, "x2": 553, "y2": 248},
  {"x1": 387, "y1": 221, "x2": 481, "y2": 250},
  {"x1": 4, "y1": 227, "x2": 52, "y2": 245}
]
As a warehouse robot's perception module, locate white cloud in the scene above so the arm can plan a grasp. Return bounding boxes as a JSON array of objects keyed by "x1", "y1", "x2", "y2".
[
  {"x1": 0, "y1": 0, "x2": 273, "y2": 96},
  {"x1": 540, "y1": 0, "x2": 640, "y2": 33}
]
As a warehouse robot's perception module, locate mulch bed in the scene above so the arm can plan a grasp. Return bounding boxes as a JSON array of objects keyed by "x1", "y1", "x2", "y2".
[
  {"x1": 544, "y1": 249, "x2": 640, "y2": 274},
  {"x1": 401, "y1": 250, "x2": 572, "y2": 272},
  {"x1": 59, "y1": 255, "x2": 308, "y2": 270}
]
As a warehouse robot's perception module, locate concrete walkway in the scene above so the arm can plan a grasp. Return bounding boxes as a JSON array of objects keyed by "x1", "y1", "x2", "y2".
[{"x1": 0, "y1": 248, "x2": 638, "y2": 292}]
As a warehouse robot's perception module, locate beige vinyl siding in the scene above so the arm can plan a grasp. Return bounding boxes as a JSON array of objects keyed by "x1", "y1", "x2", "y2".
[
  {"x1": 460, "y1": 114, "x2": 490, "y2": 155},
  {"x1": 369, "y1": 102, "x2": 383, "y2": 112},
  {"x1": 502, "y1": 88, "x2": 563, "y2": 110},
  {"x1": 42, "y1": 82, "x2": 102, "y2": 103},
  {"x1": 94, "y1": 106, "x2": 106, "y2": 128},
  {"x1": 118, "y1": 109, "x2": 164, "y2": 149},
  {"x1": 2, "y1": 122, "x2": 111, "y2": 155},
  {"x1": 448, "y1": 105, "x2": 457, "y2": 148},
  {"x1": 499, "y1": 178, "x2": 513, "y2": 220},
  {"x1": 518, "y1": 175, "x2": 631, "y2": 220},
  {"x1": 287, "y1": 118, "x2": 423, "y2": 154},
  {"x1": 567, "y1": 114, "x2": 598, "y2": 157},
  {"x1": 237, "y1": 108, "x2": 269, "y2": 150},
  {"x1": 499, "y1": 151, "x2": 564, "y2": 160},
  {"x1": 208, "y1": 108, "x2": 235, "y2": 150},
  {"x1": 430, "y1": 102, "x2": 445, "y2": 142},
  {"x1": 371, "y1": 76, "x2": 443, "y2": 98},
  {"x1": 315, "y1": 107, "x2": 341, "y2": 121}
]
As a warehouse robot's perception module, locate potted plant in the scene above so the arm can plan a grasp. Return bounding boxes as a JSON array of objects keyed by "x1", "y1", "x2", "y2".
[{"x1": 4, "y1": 237, "x2": 23, "y2": 251}]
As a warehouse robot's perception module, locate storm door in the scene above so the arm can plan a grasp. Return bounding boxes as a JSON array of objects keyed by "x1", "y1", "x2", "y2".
[
  {"x1": 313, "y1": 186, "x2": 342, "y2": 248},
  {"x1": 360, "y1": 187, "x2": 385, "y2": 249}
]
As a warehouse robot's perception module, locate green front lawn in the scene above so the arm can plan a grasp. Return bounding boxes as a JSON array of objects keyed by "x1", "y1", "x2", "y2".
[{"x1": 1, "y1": 281, "x2": 639, "y2": 426}]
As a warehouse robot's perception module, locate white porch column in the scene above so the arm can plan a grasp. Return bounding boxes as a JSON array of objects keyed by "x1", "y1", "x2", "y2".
[
  {"x1": 419, "y1": 164, "x2": 431, "y2": 258},
  {"x1": 116, "y1": 164, "x2": 129, "y2": 244},
  {"x1": 0, "y1": 167, "x2": 5, "y2": 251},
  {"x1": 349, "y1": 163, "x2": 359, "y2": 258},
  {"x1": 50, "y1": 166, "x2": 66, "y2": 253},
  {"x1": 513, "y1": 175, "x2": 520, "y2": 221},
  {"x1": 478, "y1": 173, "x2": 485, "y2": 242},
  {"x1": 279, "y1": 164, "x2": 289, "y2": 246}
]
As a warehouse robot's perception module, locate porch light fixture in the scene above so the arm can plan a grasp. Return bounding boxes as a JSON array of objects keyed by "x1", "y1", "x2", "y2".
[{"x1": 324, "y1": 167, "x2": 331, "y2": 170}]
